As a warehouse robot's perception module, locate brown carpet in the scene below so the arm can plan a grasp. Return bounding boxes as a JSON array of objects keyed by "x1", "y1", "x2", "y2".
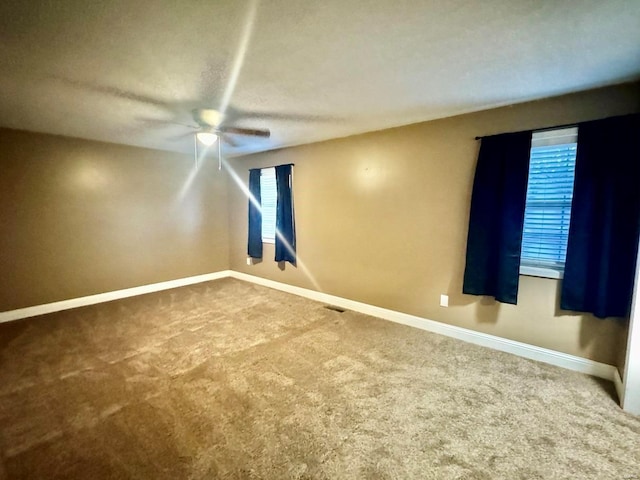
[{"x1": 0, "y1": 278, "x2": 639, "y2": 479}]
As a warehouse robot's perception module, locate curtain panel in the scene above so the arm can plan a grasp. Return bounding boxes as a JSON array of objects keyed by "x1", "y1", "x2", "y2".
[
  {"x1": 561, "y1": 113, "x2": 640, "y2": 318},
  {"x1": 462, "y1": 131, "x2": 532, "y2": 304},
  {"x1": 274, "y1": 164, "x2": 296, "y2": 265},
  {"x1": 247, "y1": 168, "x2": 263, "y2": 259}
]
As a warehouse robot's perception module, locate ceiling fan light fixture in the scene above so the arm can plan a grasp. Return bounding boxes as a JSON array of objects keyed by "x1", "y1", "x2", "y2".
[{"x1": 196, "y1": 131, "x2": 218, "y2": 146}]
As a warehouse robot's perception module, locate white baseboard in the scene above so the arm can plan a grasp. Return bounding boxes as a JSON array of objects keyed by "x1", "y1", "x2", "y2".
[
  {"x1": 0, "y1": 269, "x2": 617, "y2": 383},
  {"x1": 614, "y1": 368, "x2": 625, "y2": 405},
  {"x1": 0, "y1": 270, "x2": 232, "y2": 324},
  {"x1": 230, "y1": 271, "x2": 618, "y2": 381}
]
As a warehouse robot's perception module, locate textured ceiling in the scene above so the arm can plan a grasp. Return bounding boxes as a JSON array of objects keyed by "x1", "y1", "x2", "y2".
[{"x1": 0, "y1": 0, "x2": 639, "y2": 157}]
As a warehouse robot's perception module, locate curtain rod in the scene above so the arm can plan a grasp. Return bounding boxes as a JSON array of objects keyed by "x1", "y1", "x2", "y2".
[
  {"x1": 249, "y1": 163, "x2": 294, "y2": 171},
  {"x1": 474, "y1": 122, "x2": 579, "y2": 141},
  {"x1": 474, "y1": 113, "x2": 640, "y2": 140}
]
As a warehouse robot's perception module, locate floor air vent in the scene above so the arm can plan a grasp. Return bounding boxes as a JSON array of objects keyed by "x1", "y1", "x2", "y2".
[{"x1": 324, "y1": 305, "x2": 345, "y2": 313}]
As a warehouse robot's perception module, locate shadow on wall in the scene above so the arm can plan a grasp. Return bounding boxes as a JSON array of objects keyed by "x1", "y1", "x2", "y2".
[
  {"x1": 439, "y1": 136, "x2": 503, "y2": 323},
  {"x1": 444, "y1": 252, "x2": 504, "y2": 324},
  {"x1": 591, "y1": 376, "x2": 619, "y2": 403},
  {"x1": 446, "y1": 263, "x2": 502, "y2": 325},
  {"x1": 246, "y1": 257, "x2": 291, "y2": 271},
  {"x1": 475, "y1": 296, "x2": 501, "y2": 324},
  {"x1": 445, "y1": 285, "x2": 502, "y2": 325},
  {"x1": 553, "y1": 280, "x2": 628, "y2": 367},
  {"x1": 446, "y1": 275, "x2": 626, "y2": 366}
]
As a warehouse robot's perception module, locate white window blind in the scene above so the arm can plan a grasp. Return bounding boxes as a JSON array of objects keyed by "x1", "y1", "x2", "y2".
[
  {"x1": 520, "y1": 127, "x2": 578, "y2": 276},
  {"x1": 260, "y1": 167, "x2": 277, "y2": 243}
]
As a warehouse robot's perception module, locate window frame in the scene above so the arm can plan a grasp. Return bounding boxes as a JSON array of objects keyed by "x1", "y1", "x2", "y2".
[{"x1": 519, "y1": 127, "x2": 578, "y2": 280}]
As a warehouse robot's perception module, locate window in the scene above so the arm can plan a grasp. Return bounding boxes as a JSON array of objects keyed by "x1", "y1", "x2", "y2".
[
  {"x1": 260, "y1": 167, "x2": 277, "y2": 243},
  {"x1": 520, "y1": 127, "x2": 578, "y2": 279}
]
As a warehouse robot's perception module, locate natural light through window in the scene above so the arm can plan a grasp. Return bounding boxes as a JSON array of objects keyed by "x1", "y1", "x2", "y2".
[
  {"x1": 520, "y1": 127, "x2": 578, "y2": 279},
  {"x1": 260, "y1": 167, "x2": 276, "y2": 243}
]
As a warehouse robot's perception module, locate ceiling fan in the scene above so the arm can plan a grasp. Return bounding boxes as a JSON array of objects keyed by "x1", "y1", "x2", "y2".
[{"x1": 188, "y1": 108, "x2": 270, "y2": 168}]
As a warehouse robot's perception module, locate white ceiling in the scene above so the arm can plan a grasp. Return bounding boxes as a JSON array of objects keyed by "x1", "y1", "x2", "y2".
[{"x1": 0, "y1": 0, "x2": 639, "y2": 157}]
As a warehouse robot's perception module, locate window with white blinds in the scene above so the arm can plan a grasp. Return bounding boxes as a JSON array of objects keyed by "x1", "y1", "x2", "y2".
[
  {"x1": 520, "y1": 127, "x2": 578, "y2": 278},
  {"x1": 260, "y1": 167, "x2": 277, "y2": 243}
]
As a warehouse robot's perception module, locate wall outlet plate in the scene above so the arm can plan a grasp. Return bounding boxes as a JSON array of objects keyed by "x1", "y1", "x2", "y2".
[
  {"x1": 246, "y1": 257, "x2": 252, "y2": 266},
  {"x1": 440, "y1": 294, "x2": 449, "y2": 307}
]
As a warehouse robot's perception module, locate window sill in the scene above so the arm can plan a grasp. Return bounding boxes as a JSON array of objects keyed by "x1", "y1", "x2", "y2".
[
  {"x1": 262, "y1": 238, "x2": 275, "y2": 245},
  {"x1": 520, "y1": 265, "x2": 563, "y2": 280}
]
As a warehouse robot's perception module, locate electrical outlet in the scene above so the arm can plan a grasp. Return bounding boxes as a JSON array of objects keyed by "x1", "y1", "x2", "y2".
[
  {"x1": 246, "y1": 257, "x2": 252, "y2": 266},
  {"x1": 440, "y1": 294, "x2": 449, "y2": 307}
]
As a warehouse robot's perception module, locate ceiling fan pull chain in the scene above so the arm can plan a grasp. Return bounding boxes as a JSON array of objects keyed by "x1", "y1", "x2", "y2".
[{"x1": 194, "y1": 134, "x2": 199, "y2": 168}]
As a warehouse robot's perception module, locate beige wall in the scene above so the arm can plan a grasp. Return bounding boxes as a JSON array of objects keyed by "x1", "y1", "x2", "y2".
[
  {"x1": 2, "y1": 83, "x2": 637, "y2": 367},
  {"x1": 227, "y1": 82, "x2": 640, "y2": 366},
  {"x1": 0, "y1": 129, "x2": 229, "y2": 311},
  {"x1": 617, "y1": 321, "x2": 630, "y2": 376}
]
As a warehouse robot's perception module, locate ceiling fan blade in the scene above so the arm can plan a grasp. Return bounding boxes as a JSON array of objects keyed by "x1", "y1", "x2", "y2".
[
  {"x1": 166, "y1": 131, "x2": 195, "y2": 142},
  {"x1": 221, "y1": 135, "x2": 240, "y2": 147},
  {"x1": 230, "y1": 107, "x2": 343, "y2": 123},
  {"x1": 53, "y1": 76, "x2": 172, "y2": 111},
  {"x1": 175, "y1": 122, "x2": 200, "y2": 129},
  {"x1": 136, "y1": 117, "x2": 199, "y2": 129},
  {"x1": 219, "y1": 126, "x2": 270, "y2": 138}
]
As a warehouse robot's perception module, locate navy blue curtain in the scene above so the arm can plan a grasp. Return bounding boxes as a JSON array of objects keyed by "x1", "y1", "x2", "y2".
[
  {"x1": 247, "y1": 168, "x2": 263, "y2": 259},
  {"x1": 463, "y1": 131, "x2": 532, "y2": 304},
  {"x1": 561, "y1": 113, "x2": 640, "y2": 318},
  {"x1": 274, "y1": 164, "x2": 296, "y2": 265}
]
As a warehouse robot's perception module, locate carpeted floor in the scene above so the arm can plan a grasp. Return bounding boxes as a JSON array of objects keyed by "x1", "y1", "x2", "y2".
[{"x1": 0, "y1": 278, "x2": 639, "y2": 479}]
